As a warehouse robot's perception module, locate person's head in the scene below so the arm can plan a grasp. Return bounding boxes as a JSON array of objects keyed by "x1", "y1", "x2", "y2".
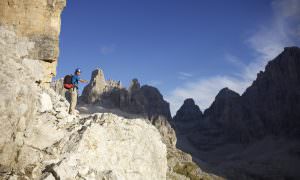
[{"x1": 75, "y1": 68, "x2": 81, "y2": 76}]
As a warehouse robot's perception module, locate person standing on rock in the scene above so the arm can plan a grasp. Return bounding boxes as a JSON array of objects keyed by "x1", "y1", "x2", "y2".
[{"x1": 69, "y1": 68, "x2": 88, "y2": 114}]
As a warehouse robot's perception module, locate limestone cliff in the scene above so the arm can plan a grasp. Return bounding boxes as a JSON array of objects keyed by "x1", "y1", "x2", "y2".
[{"x1": 0, "y1": 0, "x2": 66, "y2": 85}]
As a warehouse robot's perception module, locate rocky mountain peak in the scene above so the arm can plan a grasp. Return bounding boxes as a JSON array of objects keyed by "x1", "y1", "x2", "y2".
[
  {"x1": 175, "y1": 98, "x2": 202, "y2": 118},
  {"x1": 80, "y1": 68, "x2": 107, "y2": 104},
  {"x1": 215, "y1": 87, "x2": 240, "y2": 100},
  {"x1": 183, "y1": 98, "x2": 196, "y2": 106},
  {"x1": 173, "y1": 98, "x2": 203, "y2": 134},
  {"x1": 91, "y1": 68, "x2": 105, "y2": 81}
]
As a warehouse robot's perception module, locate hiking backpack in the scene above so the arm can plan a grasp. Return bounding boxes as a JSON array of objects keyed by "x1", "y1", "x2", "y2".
[{"x1": 63, "y1": 75, "x2": 74, "y2": 89}]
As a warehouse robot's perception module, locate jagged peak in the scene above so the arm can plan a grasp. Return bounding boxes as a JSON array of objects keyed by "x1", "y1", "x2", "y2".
[
  {"x1": 215, "y1": 87, "x2": 240, "y2": 100},
  {"x1": 183, "y1": 98, "x2": 196, "y2": 106},
  {"x1": 175, "y1": 98, "x2": 202, "y2": 116},
  {"x1": 91, "y1": 68, "x2": 105, "y2": 78}
]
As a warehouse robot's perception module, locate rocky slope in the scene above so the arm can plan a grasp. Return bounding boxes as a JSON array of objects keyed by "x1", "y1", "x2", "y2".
[{"x1": 174, "y1": 47, "x2": 300, "y2": 179}]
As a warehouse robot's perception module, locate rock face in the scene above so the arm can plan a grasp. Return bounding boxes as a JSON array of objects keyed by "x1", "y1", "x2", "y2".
[
  {"x1": 174, "y1": 47, "x2": 300, "y2": 179},
  {"x1": 0, "y1": 0, "x2": 66, "y2": 85},
  {"x1": 242, "y1": 47, "x2": 300, "y2": 138}
]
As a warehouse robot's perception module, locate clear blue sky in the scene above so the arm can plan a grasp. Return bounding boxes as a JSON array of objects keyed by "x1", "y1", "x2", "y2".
[{"x1": 56, "y1": 0, "x2": 300, "y2": 114}]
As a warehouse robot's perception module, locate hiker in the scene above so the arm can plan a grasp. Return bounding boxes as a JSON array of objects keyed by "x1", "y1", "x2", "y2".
[{"x1": 64, "y1": 68, "x2": 88, "y2": 115}]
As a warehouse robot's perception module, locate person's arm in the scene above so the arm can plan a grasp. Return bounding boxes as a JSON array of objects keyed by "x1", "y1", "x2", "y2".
[{"x1": 79, "y1": 79, "x2": 88, "y2": 83}]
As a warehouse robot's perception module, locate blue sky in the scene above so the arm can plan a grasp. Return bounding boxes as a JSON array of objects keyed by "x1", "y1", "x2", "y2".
[{"x1": 56, "y1": 0, "x2": 300, "y2": 114}]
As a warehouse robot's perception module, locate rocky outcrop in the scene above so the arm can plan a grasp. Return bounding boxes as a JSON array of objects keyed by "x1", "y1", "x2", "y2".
[
  {"x1": 0, "y1": 0, "x2": 66, "y2": 85},
  {"x1": 81, "y1": 69, "x2": 108, "y2": 104}
]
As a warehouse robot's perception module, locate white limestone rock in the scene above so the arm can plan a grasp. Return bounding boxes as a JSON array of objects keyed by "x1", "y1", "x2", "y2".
[
  {"x1": 38, "y1": 92, "x2": 53, "y2": 113},
  {"x1": 54, "y1": 113, "x2": 168, "y2": 180}
]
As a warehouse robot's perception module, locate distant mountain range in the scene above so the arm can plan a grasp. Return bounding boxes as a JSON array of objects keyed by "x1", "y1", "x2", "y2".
[{"x1": 173, "y1": 47, "x2": 300, "y2": 179}]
